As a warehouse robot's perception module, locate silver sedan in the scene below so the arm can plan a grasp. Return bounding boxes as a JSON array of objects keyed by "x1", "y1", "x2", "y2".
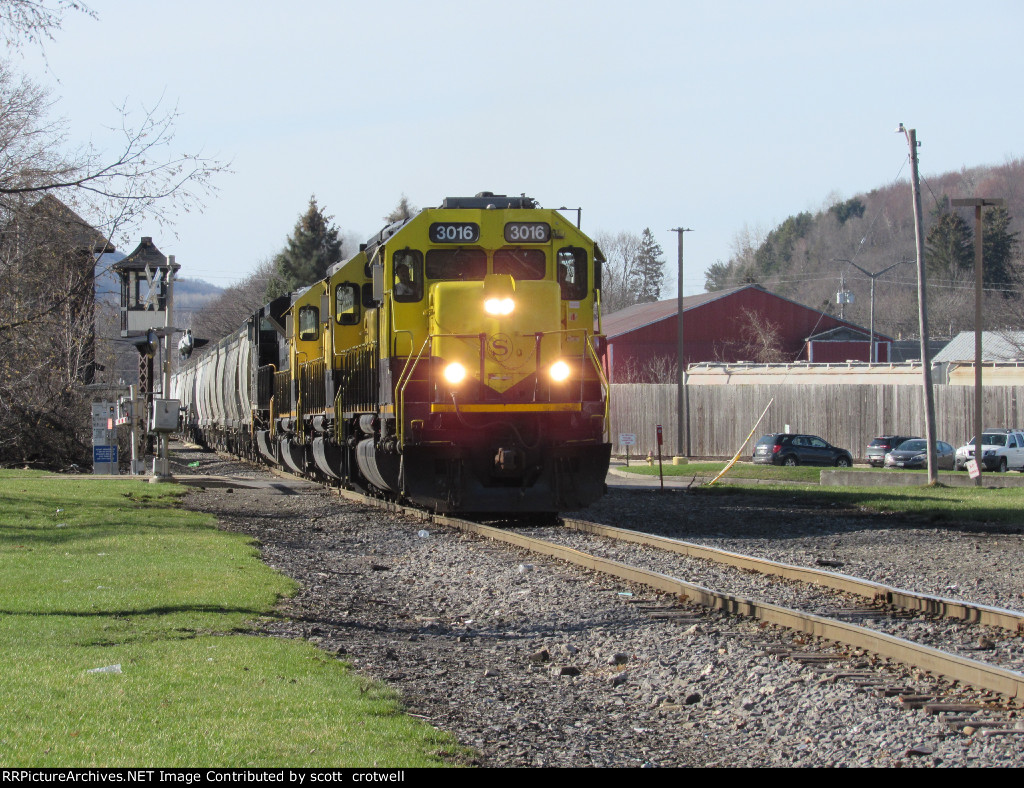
[{"x1": 883, "y1": 439, "x2": 955, "y2": 470}]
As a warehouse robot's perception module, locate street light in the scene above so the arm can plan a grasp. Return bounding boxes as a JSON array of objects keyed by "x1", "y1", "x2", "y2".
[{"x1": 832, "y1": 258, "x2": 910, "y2": 363}]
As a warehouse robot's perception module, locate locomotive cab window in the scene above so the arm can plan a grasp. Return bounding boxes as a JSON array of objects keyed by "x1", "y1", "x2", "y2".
[
  {"x1": 298, "y1": 305, "x2": 319, "y2": 341},
  {"x1": 557, "y1": 247, "x2": 588, "y2": 300},
  {"x1": 425, "y1": 248, "x2": 487, "y2": 281},
  {"x1": 393, "y1": 250, "x2": 424, "y2": 302},
  {"x1": 494, "y1": 248, "x2": 546, "y2": 280},
  {"x1": 335, "y1": 283, "x2": 360, "y2": 325}
]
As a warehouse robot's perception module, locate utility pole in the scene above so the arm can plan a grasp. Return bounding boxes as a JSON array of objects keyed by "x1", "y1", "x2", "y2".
[
  {"x1": 952, "y1": 197, "x2": 1004, "y2": 486},
  {"x1": 899, "y1": 124, "x2": 938, "y2": 484},
  {"x1": 832, "y1": 258, "x2": 909, "y2": 363},
  {"x1": 670, "y1": 227, "x2": 693, "y2": 458}
]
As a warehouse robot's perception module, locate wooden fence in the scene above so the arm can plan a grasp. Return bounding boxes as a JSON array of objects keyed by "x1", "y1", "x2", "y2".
[{"x1": 609, "y1": 383, "x2": 1024, "y2": 460}]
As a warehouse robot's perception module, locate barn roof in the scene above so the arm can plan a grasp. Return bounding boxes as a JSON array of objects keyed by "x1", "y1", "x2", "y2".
[
  {"x1": 601, "y1": 284, "x2": 888, "y2": 340},
  {"x1": 601, "y1": 285, "x2": 758, "y2": 338}
]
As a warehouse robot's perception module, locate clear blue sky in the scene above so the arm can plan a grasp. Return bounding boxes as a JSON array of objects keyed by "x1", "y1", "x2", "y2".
[{"x1": 17, "y1": 0, "x2": 1024, "y2": 295}]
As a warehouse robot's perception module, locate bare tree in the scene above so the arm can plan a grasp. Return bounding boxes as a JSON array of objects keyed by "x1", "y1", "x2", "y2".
[
  {"x1": 642, "y1": 355, "x2": 679, "y2": 384},
  {"x1": 0, "y1": 196, "x2": 104, "y2": 466},
  {"x1": 0, "y1": 4, "x2": 225, "y2": 467},
  {"x1": 384, "y1": 194, "x2": 418, "y2": 223},
  {"x1": 737, "y1": 307, "x2": 787, "y2": 363},
  {"x1": 0, "y1": 0, "x2": 94, "y2": 53},
  {"x1": 594, "y1": 230, "x2": 641, "y2": 313},
  {"x1": 188, "y1": 258, "x2": 278, "y2": 344},
  {"x1": 616, "y1": 354, "x2": 678, "y2": 384}
]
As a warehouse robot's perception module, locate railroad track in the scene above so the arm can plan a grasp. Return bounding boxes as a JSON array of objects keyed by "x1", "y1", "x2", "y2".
[
  {"x1": 318, "y1": 487, "x2": 1024, "y2": 713},
  {"x1": 170, "y1": 449, "x2": 1024, "y2": 751}
]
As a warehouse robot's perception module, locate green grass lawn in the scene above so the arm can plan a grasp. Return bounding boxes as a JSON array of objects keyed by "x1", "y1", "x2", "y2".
[
  {"x1": 699, "y1": 481, "x2": 1024, "y2": 525},
  {"x1": 615, "y1": 461, "x2": 1024, "y2": 524},
  {"x1": 0, "y1": 472, "x2": 461, "y2": 767},
  {"x1": 615, "y1": 460, "x2": 825, "y2": 482}
]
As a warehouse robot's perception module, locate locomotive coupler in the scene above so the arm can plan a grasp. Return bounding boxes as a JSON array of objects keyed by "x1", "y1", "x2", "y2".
[{"x1": 494, "y1": 446, "x2": 524, "y2": 475}]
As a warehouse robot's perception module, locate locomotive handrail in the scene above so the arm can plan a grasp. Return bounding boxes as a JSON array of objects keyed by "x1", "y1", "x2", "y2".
[
  {"x1": 295, "y1": 351, "x2": 308, "y2": 442},
  {"x1": 395, "y1": 336, "x2": 434, "y2": 447},
  {"x1": 333, "y1": 387, "x2": 345, "y2": 443},
  {"x1": 585, "y1": 333, "x2": 611, "y2": 441}
]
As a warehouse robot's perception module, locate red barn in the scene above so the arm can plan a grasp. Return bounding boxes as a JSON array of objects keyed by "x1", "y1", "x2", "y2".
[{"x1": 600, "y1": 284, "x2": 890, "y2": 382}]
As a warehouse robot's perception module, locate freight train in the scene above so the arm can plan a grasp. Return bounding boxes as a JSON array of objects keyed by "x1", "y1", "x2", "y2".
[{"x1": 172, "y1": 193, "x2": 611, "y2": 515}]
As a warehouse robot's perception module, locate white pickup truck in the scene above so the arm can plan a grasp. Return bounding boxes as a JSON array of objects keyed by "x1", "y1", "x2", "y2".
[{"x1": 954, "y1": 429, "x2": 1024, "y2": 472}]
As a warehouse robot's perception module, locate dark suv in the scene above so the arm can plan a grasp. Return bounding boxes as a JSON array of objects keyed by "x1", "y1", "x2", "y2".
[
  {"x1": 866, "y1": 435, "x2": 919, "y2": 468},
  {"x1": 753, "y1": 433, "x2": 854, "y2": 467}
]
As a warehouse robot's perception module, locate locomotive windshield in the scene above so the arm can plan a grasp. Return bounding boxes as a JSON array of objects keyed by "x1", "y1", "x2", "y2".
[
  {"x1": 425, "y1": 248, "x2": 487, "y2": 281},
  {"x1": 494, "y1": 248, "x2": 545, "y2": 280},
  {"x1": 557, "y1": 247, "x2": 587, "y2": 300}
]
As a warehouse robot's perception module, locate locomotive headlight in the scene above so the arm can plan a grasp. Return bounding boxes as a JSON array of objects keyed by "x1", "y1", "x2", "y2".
[
  {"x1": 484, "y1": 297, "x2": 515, "y2": 316},
  {"x1": 550, "y1": 360, "x2": 571, "y2": 382},
  {"x1": 443, "y1": 362, "x2": 467, "y2": 385}
]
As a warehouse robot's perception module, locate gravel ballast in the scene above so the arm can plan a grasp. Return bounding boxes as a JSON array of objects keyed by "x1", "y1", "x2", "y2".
[{"x1": 171, "y1": 449, "x2": 1024, "y2": 768}]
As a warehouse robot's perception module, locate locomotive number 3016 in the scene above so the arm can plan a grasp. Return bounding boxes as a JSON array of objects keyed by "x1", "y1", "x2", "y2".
[
  {"x1": 504, "y1": 222, "x2": 550, "y2": 243},
  {"x1": 429, "y1": 222, "x2": 480, "y2": 243}
]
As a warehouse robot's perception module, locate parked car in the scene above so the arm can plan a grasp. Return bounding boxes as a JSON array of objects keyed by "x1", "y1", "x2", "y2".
[
  {"x1": 954, "y1": 429, "x2": 1024, "y2": 472},
  {"x1": 883, "y1": 439, "x2": 955, "y2": 470},
  {"x1": 752, "y1": 433, "x2": 854, "y2": 467},
  {"x1": 866, "y1": 435, "x2": 919, "y2": 467}
]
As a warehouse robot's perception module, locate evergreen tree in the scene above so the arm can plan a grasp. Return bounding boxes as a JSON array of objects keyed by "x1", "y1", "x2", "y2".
[
  {"x1": 982, "y1": 205, "x2": 1019, "y2": 297},
  {"x1": 752, "y1": 212, "x2": 813, "y2": 275},
  {"x1": 829, "y1": 197, "x2": 866, "y2": 225},
  {"x1": 266, "y1": 196, "x2": 343, "y2": 300},
  {"x1": 925, "y1": 210, "x2": 973, "y2": 280},
  {"x1": 634, "y1": 228, "x2": 665, "y2": 302},
  {"x1": 704, "y1": 261, "x2": 731, "y2": 292}
]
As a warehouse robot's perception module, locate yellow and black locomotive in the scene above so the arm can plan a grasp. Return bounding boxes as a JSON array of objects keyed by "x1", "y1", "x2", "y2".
[{"x1": 175, "y1": 193, "x2": 611, "y2": 514}]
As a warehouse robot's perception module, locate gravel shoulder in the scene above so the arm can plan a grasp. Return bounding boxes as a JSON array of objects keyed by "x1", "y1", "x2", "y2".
[{"x1": 171, "y1": 447, "x2": 1024, "y2": 768}]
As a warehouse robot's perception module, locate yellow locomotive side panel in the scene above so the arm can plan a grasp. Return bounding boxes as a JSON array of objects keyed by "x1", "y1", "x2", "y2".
[
  {"x1": 281, "y1": 281, "x2": 328, "y2": 425},
  {"x1": 327, "y1": 254, "x2": 370, "y2": 362},
  {"x1": 289, "y1": 283, "x2": 328, "y2": 365}
]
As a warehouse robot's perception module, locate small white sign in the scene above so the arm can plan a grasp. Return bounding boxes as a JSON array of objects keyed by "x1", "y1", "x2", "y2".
[
  {"x1": 619, "y1": 433, "x2": 637, "y2": 446},
  {"x1": 966, "y1": 459, "x2": 980, "y2": 479}
]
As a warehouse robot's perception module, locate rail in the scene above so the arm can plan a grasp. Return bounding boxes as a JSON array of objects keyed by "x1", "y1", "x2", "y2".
[{"x1": 563, "y1": 519, "x2": 1024, "y2": 633}]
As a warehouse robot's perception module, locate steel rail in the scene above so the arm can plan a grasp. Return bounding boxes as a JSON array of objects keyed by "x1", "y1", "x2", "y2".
[
  {"x1": 329, "y1": 491, "x2": 1024, "y2": 704},
  {"x1": 562, "y1": 518, "x2": 1024, "y2": 633},
  {"x1": 425, "y1": 512, "x2": 1024, "y2": 704},
  {"x1": 210, "y1": 477, "x2": 1024, "y2": 705}
]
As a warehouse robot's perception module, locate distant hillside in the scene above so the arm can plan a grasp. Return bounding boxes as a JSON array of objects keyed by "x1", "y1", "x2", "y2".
[
  {"x1": 94, "y1": 251, "x2": 223, "y2": 312},
  {"x1": 705, "y1": 158, "x2": 1024, "y2": 340},
  {"x1": 173, "y1": 278, "x2": 224, "y2": 312}
]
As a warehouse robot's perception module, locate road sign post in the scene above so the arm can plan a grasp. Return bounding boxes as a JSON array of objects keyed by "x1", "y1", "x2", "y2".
[
  {"x1": 619, "y1": 433, "x2": 636, "y2": 467},
  {"x1": 656, "y1": 424, "x2": 664, "y2": 489}
]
